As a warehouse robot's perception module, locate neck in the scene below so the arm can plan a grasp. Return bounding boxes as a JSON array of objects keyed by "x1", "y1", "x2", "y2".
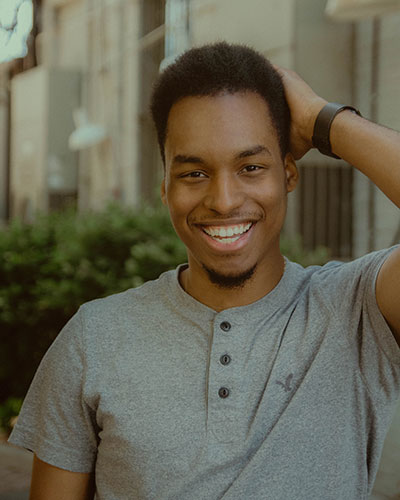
[{"x1": 180, "y1": 254, "x2": 285, "y2": 311}]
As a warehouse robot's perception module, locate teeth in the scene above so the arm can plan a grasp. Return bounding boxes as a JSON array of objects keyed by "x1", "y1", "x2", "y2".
[
  {"x1": 203, "y1": 222, "x2": 252, "y2": 240},
  {"x1": 218, "y1": 236, "x2": 240, "y2": 244}
]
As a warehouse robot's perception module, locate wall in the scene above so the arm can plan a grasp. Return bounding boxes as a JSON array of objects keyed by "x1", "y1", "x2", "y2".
[
  {"x1": 81, "y1": 0, "x2": 142, "y2": 209},
  {"x1": 39, "y1": 0, "x2": 142, "y2": 210},
  {"x1": 10, "y1": 67, "x2": 48, "y2": 219},
  {"x1": 9, "y1": 66, "x2": 81, "y2": 219},
  {"x1": 369, "y1": 14, "x2": 400, "y2": 251},
  {"x1": 190, "y1": 0, "x2": 295, "y2": 66},
  {"x1": 353, "y1": 13, "x2": 400, "y2": 257}
]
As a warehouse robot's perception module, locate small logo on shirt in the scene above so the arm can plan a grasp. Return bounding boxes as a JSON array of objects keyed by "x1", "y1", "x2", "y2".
[{"x1": 276, "y1": 373, "x2": 294, "y2": 392}]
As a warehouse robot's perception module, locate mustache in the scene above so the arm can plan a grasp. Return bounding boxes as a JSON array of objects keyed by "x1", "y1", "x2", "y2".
[{"x1": 188, "y1": 211, "x2": 262, "y2": 224}]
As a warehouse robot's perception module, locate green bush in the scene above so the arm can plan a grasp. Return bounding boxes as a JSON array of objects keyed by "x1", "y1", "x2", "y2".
[
  {"x1": 0, "y1": 397, "x2": 23, "y2": 436},
  {"x1": 0, "y1": 203, "x2": 187, "y2": 408},
  {"x1": 280, "y1": 235, "x2": 329, "y2": 268},
  {"x1": 0, "y1": 203, "x2": 329, "y2": 418}
]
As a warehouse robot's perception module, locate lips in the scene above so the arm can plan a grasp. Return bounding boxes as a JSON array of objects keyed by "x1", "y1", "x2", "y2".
[
  {"x1": 201, "y1": 222, "x2": 253, "y2": 244},
  {"x1": 196, "y1": 221, "x2": 255, "y2": 251}
]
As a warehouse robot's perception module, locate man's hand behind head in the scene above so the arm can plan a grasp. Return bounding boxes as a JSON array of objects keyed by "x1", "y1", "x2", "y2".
[{"x1": 273, "y1": 65, "x2": 327, "y2": 160}]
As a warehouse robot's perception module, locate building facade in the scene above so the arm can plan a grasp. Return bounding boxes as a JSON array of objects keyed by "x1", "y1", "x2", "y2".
[{"x1": 1, "y1": 0, "x2": 399, "y2": 258}]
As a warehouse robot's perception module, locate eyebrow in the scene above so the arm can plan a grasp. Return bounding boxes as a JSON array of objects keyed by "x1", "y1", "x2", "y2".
[
  {"x1": 173, "y1": 154, "x2": 204, "y2": 165},
  {"x1": 172, "y1": 145, "x2": 272, "y2": 166},
  {"x1": 235, "y1": 145, "x2": 272, "y2": 159}
]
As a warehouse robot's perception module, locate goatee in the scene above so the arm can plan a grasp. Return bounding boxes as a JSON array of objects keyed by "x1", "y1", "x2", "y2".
[{"x1": 203, "y1": 263, "x2": 257, "y2": 289}]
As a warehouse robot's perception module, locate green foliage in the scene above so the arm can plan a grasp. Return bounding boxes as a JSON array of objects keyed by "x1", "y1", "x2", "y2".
[
  {"x1": 280, "y1": 234, "x2": 329, "y2": 267},
  {"x1": 0, "y1": 203, "x2": 186, "y2": 409},
  {"x1": 0, "y1": 397, "x2": 23, "y2": 435},
  {"x1": 0, "y1": 203, "x2": 329, "y2": 426}
]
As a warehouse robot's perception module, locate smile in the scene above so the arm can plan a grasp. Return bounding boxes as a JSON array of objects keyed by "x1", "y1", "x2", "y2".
[{"x1": 201, "y1": 222, "x2": 253, "y2": 245}]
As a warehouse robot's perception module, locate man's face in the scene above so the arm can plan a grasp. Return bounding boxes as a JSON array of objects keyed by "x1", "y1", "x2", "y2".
[{"x1": 162, "y1": 92, "x2": 298, "y2": 286}]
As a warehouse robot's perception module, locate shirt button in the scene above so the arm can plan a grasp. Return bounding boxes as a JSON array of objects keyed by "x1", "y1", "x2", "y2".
[
  {"x1": 220, "y1": 321, "x2": 231, "y2": 332},
  {"x1": 218, "y1": 387, "x2": 230, "y2": 398},
  {"x1": 220, "y1": 354, "x2": 231, "y2": 365}
]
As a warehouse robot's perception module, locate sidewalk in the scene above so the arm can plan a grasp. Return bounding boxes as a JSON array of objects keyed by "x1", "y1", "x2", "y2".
[{"x1": 0, "y1": 433, "x2": 31, "y2": 500}]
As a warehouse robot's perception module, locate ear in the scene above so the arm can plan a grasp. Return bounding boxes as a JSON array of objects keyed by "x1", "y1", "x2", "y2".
[
  {"x1": 161, "y1": 178, "x2": 167, "y2": 205},
  {"x1": 283, "y1": 153, "x2": 298, "y2": 193}
]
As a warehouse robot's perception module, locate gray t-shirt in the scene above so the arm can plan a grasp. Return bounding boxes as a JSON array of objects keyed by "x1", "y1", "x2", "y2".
[{"x1": 8, "y1": 248, "x2": 400, "y2": 500}]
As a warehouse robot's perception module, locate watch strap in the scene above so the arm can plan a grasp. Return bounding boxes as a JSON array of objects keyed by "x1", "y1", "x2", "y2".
[{"x1": 312, "y1": 102, "x2": 361, "y2": 159}]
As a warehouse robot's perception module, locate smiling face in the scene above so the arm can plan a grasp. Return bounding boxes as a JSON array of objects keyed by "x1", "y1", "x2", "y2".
[{"x1": 162, "y1": 92, "x2": 298, "y2": 293}]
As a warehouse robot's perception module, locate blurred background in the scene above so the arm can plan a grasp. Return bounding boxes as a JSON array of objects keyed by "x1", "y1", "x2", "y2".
[{"x1": 0, "y1": 0, "x2": 399, "y2": 498}]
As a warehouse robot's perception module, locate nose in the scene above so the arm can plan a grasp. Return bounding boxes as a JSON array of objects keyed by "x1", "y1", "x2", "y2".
[{"x1": 203, "y1": 173, "x2": 245, "y2": 215}]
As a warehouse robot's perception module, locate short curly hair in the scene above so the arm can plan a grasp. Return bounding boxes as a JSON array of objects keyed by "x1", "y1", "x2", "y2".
[{"x1": 150, "y1": 41, "x2": 290, "y2": 165}]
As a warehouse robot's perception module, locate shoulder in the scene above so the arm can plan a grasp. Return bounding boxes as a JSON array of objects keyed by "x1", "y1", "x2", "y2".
[
  {"x1": 80, "y1": 268, "x2": 176, "y2": 317},
  {"x1": 74, "y1": 268, "x2": 178, "y2": 346},
  {"x1": 300, "y1": 246, "x2": 399, "y2": 312},
  {"x1": 307, "y1": 246, "x2": 397, "y2": 284}
]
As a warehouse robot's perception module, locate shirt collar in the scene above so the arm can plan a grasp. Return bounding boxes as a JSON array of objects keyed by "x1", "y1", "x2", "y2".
[{"x1": 162, "y1": 259, "x2": 307, "y2": 326}]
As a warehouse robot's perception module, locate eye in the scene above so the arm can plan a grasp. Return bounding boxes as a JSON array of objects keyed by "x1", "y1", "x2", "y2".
[
  {"x1": 181, "y1": 171, "x2": 207, "y2": 178},
  {"x1": 241, "y1": 164, "x2": 263, "y2": 173}
]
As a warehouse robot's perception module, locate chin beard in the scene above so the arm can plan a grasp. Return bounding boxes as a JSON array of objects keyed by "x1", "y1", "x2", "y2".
[{"x1": 202, "y1": 263, "x2": 257, "y2": 289}]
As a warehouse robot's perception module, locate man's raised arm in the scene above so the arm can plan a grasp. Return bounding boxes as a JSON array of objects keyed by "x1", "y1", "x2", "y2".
[{"x1": 277, "y1": 66, "x2": 400, "y2": 347}]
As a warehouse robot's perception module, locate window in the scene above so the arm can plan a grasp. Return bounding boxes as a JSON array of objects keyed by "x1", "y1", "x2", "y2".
[{"x1": 299, "y1": 163, "x2": 353, "y2": 259}]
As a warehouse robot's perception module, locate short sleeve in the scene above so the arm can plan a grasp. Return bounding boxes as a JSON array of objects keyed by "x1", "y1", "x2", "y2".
[
  {"x1": 314, "y1": 246, "x2": 400, "y2": 404},
  {"x1": 358, "y1": 248, "x2": 400, "y2": 402},
  {"x1": 7, "y1": 308, "x2": 99, "y2": 472}
]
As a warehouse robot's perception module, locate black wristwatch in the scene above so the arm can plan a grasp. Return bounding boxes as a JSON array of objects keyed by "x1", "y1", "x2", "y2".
[{"x1": 312, "y1": 102, "x2": 362, "y2": 159}]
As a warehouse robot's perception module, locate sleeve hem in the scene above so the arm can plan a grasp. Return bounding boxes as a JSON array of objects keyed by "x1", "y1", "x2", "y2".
[
  {"x1": 7, "y1": 428, "x2": 96, "y2": 473},
  {"x1": 367, "y1": 249, "x2": 400, "y2": 367}
]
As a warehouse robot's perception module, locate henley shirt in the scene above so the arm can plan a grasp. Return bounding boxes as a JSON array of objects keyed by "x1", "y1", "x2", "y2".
[{"x1": 8, "y1": 247, "x2": 400, "y2": 499}]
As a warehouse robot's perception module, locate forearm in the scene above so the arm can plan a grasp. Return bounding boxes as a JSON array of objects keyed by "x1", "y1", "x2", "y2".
[
  {"x1": 329, "y1": 110, "x2": 400, "y2": 208},
  {"x1": 30, "y1": 455, "x2": 95, "y2": 500}
]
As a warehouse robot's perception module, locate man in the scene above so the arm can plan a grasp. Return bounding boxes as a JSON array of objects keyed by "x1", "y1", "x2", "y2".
[{"x1": 8, "y1": 42, "x2": 400, "y2": 499}]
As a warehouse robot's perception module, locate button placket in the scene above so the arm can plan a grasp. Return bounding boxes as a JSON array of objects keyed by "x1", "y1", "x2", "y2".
[
  {"x1": 210, "y1": 315, "x2": 258, "y2": 443},
  {"x1": 218, "y1": 322, "x2": 232, "y2": 396},
  {"x1": 216, "y1": 321, "x2": 233, "y2": 398},
  {"x1": 206, "y1": 316, "x2": 242, "y2": 442}
]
